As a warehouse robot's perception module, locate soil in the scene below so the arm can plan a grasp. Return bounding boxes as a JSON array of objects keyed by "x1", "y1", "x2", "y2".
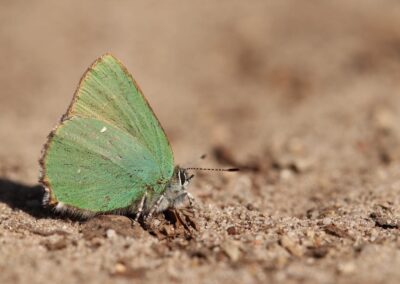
[{"x1": 1, "y1": 1, "x2": 400, "y2": 283}]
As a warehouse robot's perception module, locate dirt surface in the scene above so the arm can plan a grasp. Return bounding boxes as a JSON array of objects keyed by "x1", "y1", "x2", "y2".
[{"x1": 1, "y1": 1, "x2": 400, "y2": 283}]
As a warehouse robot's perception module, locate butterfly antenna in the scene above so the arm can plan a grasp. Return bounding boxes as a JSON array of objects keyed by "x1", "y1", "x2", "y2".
[{"x1": 185, "y1": 167, "x2": 240, "y2": 172}]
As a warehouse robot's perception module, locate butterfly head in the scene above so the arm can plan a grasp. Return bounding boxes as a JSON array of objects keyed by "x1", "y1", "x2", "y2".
[
  {"x1": 177, "y1": 167, "x2": 194, "y2": 189},
  {"x1": 169, "y1": 165, "x2": 238, "y2": 191},
  {"x1": 165, "y1": 166, "x2": 194, "y2": 195},
  {"x1": 157, "y1": 166, "x2": 238, "y2": 213},
  {"x1": 156, "y1": 166, "x2": 193, "y2": 212}
]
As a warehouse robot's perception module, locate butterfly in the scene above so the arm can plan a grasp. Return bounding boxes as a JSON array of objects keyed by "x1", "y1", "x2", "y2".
[
  {"x1": 40, "y1": 54, "x2": 238, "y2": 221},
  {"x1": 39, "y1": 53, "x2": 200, "y2": 221}
]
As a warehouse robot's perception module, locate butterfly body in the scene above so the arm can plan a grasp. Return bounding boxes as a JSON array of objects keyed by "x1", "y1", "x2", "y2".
[{"x1": 40, "y1": 54, "x2": 192, "y2": 219}]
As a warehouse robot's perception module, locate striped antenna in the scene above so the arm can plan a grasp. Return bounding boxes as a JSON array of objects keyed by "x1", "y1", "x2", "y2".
[{"x1": 185, "y1": 167, "x2": 239, "y2": 172}]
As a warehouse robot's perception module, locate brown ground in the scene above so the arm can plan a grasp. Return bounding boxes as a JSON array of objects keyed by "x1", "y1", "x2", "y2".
[{"x1": 1, "y1": 1, "x2": 400, "y2": 283}]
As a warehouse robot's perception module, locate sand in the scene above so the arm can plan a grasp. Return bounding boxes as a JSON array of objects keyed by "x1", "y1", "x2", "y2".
[{"x1": 1, "y1": 1, "x2": 400, "y2": 283}]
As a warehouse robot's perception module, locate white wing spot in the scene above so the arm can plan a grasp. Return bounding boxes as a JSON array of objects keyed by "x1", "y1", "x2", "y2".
[{"x1": 100, "y1": 126, "x2": 107, "y2": 133}]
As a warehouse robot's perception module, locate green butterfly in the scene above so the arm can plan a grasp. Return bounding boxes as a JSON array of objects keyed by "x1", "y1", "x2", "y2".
[{"x1": 40, "y1": 54, "x2": 195, "y2": 220}]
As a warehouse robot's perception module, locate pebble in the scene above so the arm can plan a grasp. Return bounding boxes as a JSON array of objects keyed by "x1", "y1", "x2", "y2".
[
  {"x1": 280, "y1": 169, "x2": 293, "y2": 180},
  {"x1": 280, "y1": 235, "x2": 303, "y2": 257},
  {"x1": 114, "y1": 263, "x2": 127, "y2": 273},
  {"x1": 106, "y1": 229, "x2": 117, "y2": 239},
  {"x1": 221, "y1": 240, "x2": 241, "y2": 262},
  {"x1": 322, "y1": 218, "x2": 332, "y2": 225},
  {"x1": 227, "y1": 226, "x2": 238, "y2": 235}
]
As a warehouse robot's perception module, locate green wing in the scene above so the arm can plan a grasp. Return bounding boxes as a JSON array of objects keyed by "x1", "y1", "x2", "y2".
[{"x1": 41, "y1": 54, "x2": 174, "y2": 212}]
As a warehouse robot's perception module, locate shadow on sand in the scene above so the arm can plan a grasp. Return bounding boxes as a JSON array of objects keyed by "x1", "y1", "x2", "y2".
[{"x1": 0, "y1": 178, "x2": 49, "y2": 218}]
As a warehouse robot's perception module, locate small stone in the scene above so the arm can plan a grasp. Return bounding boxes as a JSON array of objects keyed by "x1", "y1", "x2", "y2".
[
  {"x1": 370, "y1": 211, "x2": 399, "y2": 229},
  {"x1": 114, "y1": 263, "x2": 127, "y2": 273},
  {"x1": 322, "y1": 218, "x2": 332, "y2": 225},
  {"x1": 41, "y1": 237, "x2": 68, "y2": 251},
  {"x1": 323, "y1": 224, "x2": 351, "y2": 239},
  {"x1": 106, "y1": 229, "x2": 117, "y2": 239},
  {"x1": 280, "y1": 235, "x2": 303, "y2": 257},
  {"x1": 89, "y1": 237, "x2": 104, "y2": 248},
  {"x1": 152, "y1": 219, "x2": 161, "y2": 227},
  {"x1": 227, "y1": 226, "x2": 238, "y2": 235},
  {"x1": 221, "y1": 240, "x2": 241, "y2": 261},
  {"x1": 306, "y1": 246, "x2": 329, "y2": 259},
  {"x1": 292, "y1": 158, "x2": 314, "y2": 173},
  {"x1": 246, "y1": 203, "x2": 255, "y2": 211},
  {"x1": 280, "y1": 169, "x2": 293, "y2": 180}
]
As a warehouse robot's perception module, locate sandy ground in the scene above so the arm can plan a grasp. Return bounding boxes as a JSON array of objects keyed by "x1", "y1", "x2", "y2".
[{"x1": 1, "y1": 1, "x2": 400, "y2": 283}]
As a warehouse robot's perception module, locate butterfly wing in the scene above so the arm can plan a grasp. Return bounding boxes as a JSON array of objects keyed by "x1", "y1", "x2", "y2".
[{"x1": 41, "y1": 54, "x2": 174, "y2": 212}]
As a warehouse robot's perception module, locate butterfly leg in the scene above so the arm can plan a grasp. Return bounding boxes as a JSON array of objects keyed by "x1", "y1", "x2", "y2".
[
  {"x1": 134, "y1": 192, "x2": 148, "y2": 222},
  {"x1": 186, "y1": 192, "x2": 196, "y2": 208},
  {"x1": 146, "y1": 194, "x2": 165, "y2": 221}
]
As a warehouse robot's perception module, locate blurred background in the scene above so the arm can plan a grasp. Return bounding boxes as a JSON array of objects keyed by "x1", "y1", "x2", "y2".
[
  {"x1": 2, "y1": 1, "x2": 400, "y2": 283},
  {"x1": 1, "y1": 0, "x2": 400, "y2": 184}
]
